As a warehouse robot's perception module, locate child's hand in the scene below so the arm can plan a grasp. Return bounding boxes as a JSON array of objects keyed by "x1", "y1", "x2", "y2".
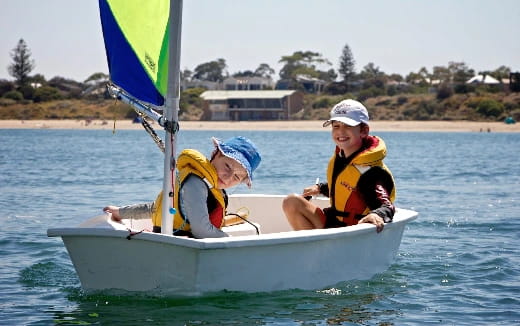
[
  {"x1": 103, "y1": 206, "x2": 121, "y2": 222},
  {"x1": 302, "y1": 184, "x2": 320, "y2": 198},
  {"x1": 359, "y1": 213, "x2": 384, "y2": 233}
]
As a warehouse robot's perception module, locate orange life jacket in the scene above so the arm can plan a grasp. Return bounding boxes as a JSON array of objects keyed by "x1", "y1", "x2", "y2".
[{"x1": 326, "y1": 136, "x2": 396, "y2": 225}]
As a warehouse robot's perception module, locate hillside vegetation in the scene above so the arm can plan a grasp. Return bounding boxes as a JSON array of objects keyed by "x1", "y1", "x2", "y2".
[
  {"x1": 4, "y1": 38, "x2": 519, "y2": 122},
  {"x1": 1, "y1": 91, "x2": 519, "y2": 123}
]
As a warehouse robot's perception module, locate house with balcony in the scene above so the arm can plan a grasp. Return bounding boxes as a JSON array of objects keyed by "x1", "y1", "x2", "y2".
[
  {"x1": 222, "y1": 76, "x2": 275, "y2": 90},
  {"x1": 199, "y1": 90, "x2": 303, "y2": 121}
]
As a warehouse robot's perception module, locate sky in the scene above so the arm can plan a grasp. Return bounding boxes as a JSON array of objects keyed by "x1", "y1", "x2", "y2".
[{"x1": 1, "y1": 0, "x2": 519, "y2": 82}]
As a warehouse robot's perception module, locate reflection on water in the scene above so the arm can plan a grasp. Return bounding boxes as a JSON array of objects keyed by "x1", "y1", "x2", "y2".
[{"x1": 46, "y1": 279, "x2": 401, "y2": 325}]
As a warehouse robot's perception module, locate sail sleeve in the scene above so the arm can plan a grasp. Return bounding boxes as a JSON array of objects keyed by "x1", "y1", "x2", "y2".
[{"x1": 99, "y1": 0, "x2": 170, "y2": 106}]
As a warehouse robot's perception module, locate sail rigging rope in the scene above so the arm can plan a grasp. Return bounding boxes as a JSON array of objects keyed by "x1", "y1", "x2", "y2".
[
  {"x1": 106, "y1": 82, "x2": 167, "y2": 153},
  {"x1": 138, "y1": 112, "x2": 165, "y2": 153}
]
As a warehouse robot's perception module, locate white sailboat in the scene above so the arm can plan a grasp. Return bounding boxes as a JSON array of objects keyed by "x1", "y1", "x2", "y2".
[{"x1": 47, "y1": 0, "x2": 418, "y2": 296}]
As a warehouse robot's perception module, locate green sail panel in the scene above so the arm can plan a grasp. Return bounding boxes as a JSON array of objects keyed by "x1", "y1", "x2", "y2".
[{"x1": 100, "y1": 0, "x2": 170, "y2": 105}]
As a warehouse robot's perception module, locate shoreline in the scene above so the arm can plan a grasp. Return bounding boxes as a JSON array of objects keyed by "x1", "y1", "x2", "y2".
[{"x1": 0, "y1": 119, "x2": 518, "y2": 132}]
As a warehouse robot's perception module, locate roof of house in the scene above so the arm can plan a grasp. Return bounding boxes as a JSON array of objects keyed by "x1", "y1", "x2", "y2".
[
  {"x1": 200, "y1": 90, "x2": 297, "y2": 100},
  {"x1": 466, "y1": 75, "x2": 500, "y2": 84}
]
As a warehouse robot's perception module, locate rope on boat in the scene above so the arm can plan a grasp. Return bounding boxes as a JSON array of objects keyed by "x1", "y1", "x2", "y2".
[
  {"x1": 225, "y1": 207, "x2": 260, "y2": 235},
  {"x1": 126, "y1": 228, "x2": 144, "y2": 240}
]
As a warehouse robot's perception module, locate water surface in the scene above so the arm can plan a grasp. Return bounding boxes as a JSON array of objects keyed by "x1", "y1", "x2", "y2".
[{"x1": 1, "y1": 128, "x2": 519, "y2": 325}]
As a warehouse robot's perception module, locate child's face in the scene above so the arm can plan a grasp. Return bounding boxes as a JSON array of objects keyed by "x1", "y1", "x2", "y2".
[
  {"x1": 330, "y1": 121, "x2": 368, "y2": 155},
  {"x1": 212, "y1": 152, "x2": 248, "y2": 189}
]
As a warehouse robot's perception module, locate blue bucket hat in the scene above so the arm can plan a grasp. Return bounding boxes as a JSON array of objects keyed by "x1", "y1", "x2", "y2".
[{"x1": 212, "y1": 136, "x2": 261, "y2": 187}]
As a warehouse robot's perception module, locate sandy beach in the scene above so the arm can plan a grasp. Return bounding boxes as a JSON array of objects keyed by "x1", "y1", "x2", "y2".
[{"x1": 0, "y1": 119, "x2": 518, "y2": 132}]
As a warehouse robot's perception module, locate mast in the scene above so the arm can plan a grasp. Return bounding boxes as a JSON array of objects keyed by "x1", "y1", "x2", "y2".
[{"x1": 161, "y1": 0, "x2": 183, "y2": 234}]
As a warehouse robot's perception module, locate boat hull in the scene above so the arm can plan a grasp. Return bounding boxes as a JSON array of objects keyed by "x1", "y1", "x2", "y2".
[{"x1": 47, "y1": 195, "x2": 417, "y2": 296}]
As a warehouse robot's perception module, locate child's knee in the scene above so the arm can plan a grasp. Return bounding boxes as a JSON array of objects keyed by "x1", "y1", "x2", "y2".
[{"x1": 282, "y1": 194, "x2": 301, "y2": 212}]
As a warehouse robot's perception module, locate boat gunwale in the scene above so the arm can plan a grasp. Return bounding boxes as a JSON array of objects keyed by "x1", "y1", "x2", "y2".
[{"x1": 47, "y1": 208, "x2": 417, "y2": 250}]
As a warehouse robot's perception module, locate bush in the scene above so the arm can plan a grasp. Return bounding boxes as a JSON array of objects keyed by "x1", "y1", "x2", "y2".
[
  {"x1": 397, "y1": 96, "x2": 408, "y2": 105},
  {"x1": 475, "y1": 99, "x2": 504, "y2": 118},
  {"x1": 312, "y1": 97, "x2": 335, "y2": 109},
  {"x1": 465, "y1": 96, "x2": 485, "y2": 109},
  {"x1": 3, "y1": 90, "x2": 23, "y2": 101},
  {"x1": 386, "y1": 85, "x2": 398, "y2": 96},
  {"x1": 0, "y1": 98, "x2": 16, "y2": 106},
  {"x1": 375, "y1": 99, "x2": 391, "y2": 106},
  {"x1": 324, "y1": 81, "x2": 348, "y2": 95},
  {"x1": 510, "y1": 109, "x2": 520, "y2": 121},
  {"x1": 418, "y1": 100, "x2": 442, "y2": 116},
  {"x1": 19, "y1": 85, "x2": 35, "y2": 100},
  {"x1": 0, "y1": 79, "x2": 15, "y2": 97},
  {"x1": 33, "y1": 86, "x2": 62, "y2": 102},
  {"x1": 358, "y1": 87, "x2": 385, "y2": 102},
  {"x1": 436, "y1": 84, "x2": 453, "y2": 100},
  {"x1": 454, "y1": 83, "x2": 475, "y2": 94}
]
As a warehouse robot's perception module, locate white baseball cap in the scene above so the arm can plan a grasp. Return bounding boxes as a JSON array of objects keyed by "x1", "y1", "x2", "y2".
[{"x1": 323, "y1": 99, "x2": 369, "y2": 127}]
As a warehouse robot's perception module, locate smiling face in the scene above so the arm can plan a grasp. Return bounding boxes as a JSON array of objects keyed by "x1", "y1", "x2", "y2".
[
  {"x1": 211, "y1": 151, "x2": 248, "y2": 189},
  {"x1": 331, "y1": 121, "x2": 369, "y2": 157}
]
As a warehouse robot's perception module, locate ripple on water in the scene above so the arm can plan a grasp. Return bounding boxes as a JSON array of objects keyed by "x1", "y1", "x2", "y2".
[{"x1": 19, "y1": 261, "x2": 78, "y2": 288}]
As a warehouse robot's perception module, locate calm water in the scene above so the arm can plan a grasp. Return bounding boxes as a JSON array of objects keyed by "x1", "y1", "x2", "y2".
[{"x1": 1, "y1": 127, "x2": 519, "y2": 325}]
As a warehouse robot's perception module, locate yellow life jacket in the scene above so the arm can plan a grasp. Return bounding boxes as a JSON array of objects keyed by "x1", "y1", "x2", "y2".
[
  {"x1": 326, "y1": 136, "x2": 396, "y2": 226},
  {"x1": 151, "y1": 149, "x2": 226, "y2": 231}
]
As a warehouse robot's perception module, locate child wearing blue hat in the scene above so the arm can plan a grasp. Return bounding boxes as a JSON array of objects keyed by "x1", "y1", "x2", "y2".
[{"x1": 104, "y1": 136, "x2": 261, "y2": 238}]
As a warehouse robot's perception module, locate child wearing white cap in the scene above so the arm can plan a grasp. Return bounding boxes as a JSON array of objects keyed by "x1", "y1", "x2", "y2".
[
  {"x1": 104, "y1": 136, "x2": 261, "y2": 238},
  {"x1": 283, "y1": 99, "x2": 395, "y2": 233}
]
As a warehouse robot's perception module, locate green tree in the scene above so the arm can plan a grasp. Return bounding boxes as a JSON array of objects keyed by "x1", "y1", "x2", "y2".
[
  {"x1": 432, "y1": 66, "x2": 451, "y2": 84},
  {"x1": 232, "y1": 70, "x2": 255, "y2": 77},
  {"x1": 448, "y1": 61, "x2": 474, "y2": 84},
  {"x1": 359, "y1": 63, "x2": 383, "y2": 79},
  {"x1": 181, "y1": 68, "x2": 192, "y2": 82},
  {"x1": 232, "y1": 64, "x2": 275, "y2": 79},
  {"x1": 193, "y1": 58, "x2": 227, "y2": 82},
  {"x1": 8, "y1": 39, "x2": 35, "y2": 87},
  {"x1": 278, "y1": 50, "x2": 331, "y2": 80},
  {"x1": 405, "y1": 71, "x2": 422, "y2": 84},
  {"x1": 418, "y1": 67, "x2": 431, "y2": 83},
  {"x1": 254, "y1": 63, "x2": 275, "y2": 78},
  {"x1": 48, "y1": 76, "x2": 83, "y2": 98},
  {"x1": 84, "y1": 72, "x2": 108, "y2": 84},
  {"x1": 338, "y1": 44, "x2": 356, "y2": 84},
  {"x1": 321, "y1": 68, "x2": 337, "y2": 82},
  {"x1": 388, "y1": 73, "x2": 403, "y2": 82},
  {"x1": 30, "y1": 73, "x2": 46, "y2": 86},
  {"x1": 487, "y1": 65, "x2": 510, "y2": 81},
  {"x1": 406, "y1": 67, "x2": 431, "y2": 89},
  {"x1": 359, "y1": 63, "x2": 386, "y2": 89}
]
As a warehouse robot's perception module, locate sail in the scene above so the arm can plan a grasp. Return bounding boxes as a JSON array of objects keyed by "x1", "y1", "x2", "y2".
[{"x1": 99, "y1": 0, "x2": 170, "y2": 106}]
